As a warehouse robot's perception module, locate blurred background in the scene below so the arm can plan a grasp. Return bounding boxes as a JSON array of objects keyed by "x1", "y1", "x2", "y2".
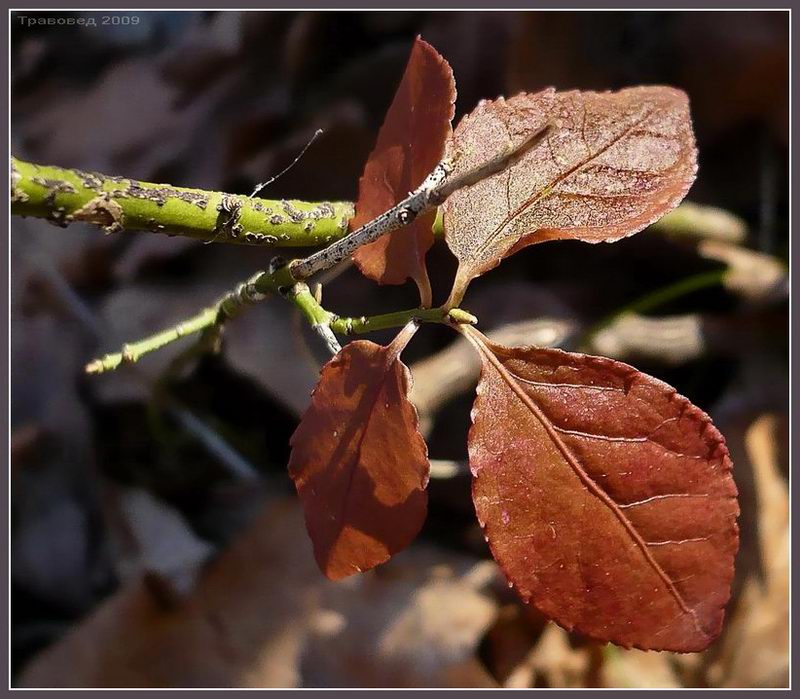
[{"x1": 10, "y1": 10, "x2": 788, "y2": 688}]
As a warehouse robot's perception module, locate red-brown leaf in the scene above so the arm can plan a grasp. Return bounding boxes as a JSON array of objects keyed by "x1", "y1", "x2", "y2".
[
  {"x1": 351, "y1": 36, "x2": 456, "y2": 306},
  {"x1": 443, "y1": 86, "x2": 698, "y2": 305},
  {"x1": 462, "y1": 327, "x2": 738, "y2": 652},
  {"x1": 288, "y1": 324, "x2": 430, "y2": 580}
]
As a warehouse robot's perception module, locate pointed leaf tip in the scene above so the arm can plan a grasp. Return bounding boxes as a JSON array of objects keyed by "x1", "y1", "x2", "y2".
[{"x1": 352, "y1": 36, "x2": 456, "y2": 305}]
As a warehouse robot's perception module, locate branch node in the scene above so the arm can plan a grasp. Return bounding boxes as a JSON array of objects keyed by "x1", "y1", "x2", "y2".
[{"x1": 448, "y1": 308, "x2": 478, "y2": 325}]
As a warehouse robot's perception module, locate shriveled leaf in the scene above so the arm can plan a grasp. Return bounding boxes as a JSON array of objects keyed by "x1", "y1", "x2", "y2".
[
  {"x1": 18, "y1": 498, "x2": 319, "y2": 688},
  {"x1": 443, "y1": 87, "x2": 698, "y2": 304},
  {"x1": 351, "y1": 36, "x2": 456, "y2": 306},
  {"x1": 17, "y1": 498, "x2": 495, "y2": 689},
  {"x1": 304, "y1": 550, "x2": 498, "y2": 687},
  {"x1": 707, "y1": 415, "x2": 788, "y2": 687},
  {"x1": 462, "y1": 327, "x2": 738, "y2": 652},
  {"x1": 288, "y1": 323, "x2": 430, "y2": 580}
]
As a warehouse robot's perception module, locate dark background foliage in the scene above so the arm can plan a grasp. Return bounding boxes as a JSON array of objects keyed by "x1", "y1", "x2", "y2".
[{"x1": 10, "y1": 10, "x2": 788, "y2": 687}]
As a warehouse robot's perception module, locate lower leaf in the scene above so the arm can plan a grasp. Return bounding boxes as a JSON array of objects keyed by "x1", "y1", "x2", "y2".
[
  {"x1": 463, "y1": 327, "x2": 739, "y2": 652},
  {"x1": 288, "y1": 323, "x2": 430, "y2": 580}
]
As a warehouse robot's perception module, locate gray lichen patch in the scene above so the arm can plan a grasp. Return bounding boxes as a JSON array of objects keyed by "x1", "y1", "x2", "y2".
[
  {"x1": 72, "y1": 168, "x2": 108, "y2": 192},
  {"x1": 31, "y1": 177, "x2": 78, "y2": 195},
  {"x1": 213, "y1": 195, "x2": 244, "y2": 241},
  {"x1": 123, "y1": 181, "x2": 210, "y2": 209},
  {"x1": 72, "y1": 195, "x2": 125, "y2": 234},
  {"x1": 243, "y1": 232, "x2": 279, "y2": 244},
  {"x1": 305, "y1": 202, "x2": 338, "y2": 220},
  {"x1": 10, "y1": 160, "x2": 29, "y2": 203},
  {"x1": 279, "y1": 200, "x2": 342, "y2": 224},
  {"x1": 281, "y1": 200, "x2": 307, "y2": 223},
  {"x1": 10, "y1": 188, "x2": 29, "y2": 204},
  {"x1": 47, "y1": 206, "x2": 71, "y2": 228}
]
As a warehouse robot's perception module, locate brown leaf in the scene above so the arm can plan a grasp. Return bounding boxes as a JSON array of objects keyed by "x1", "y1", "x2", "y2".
[
  {"x1": 17, "y1": 498, "x2": 321, "y2": 688},
  {"x1": 443, "y1": 86, "x2": 697, "y2": 305},
  {"x1": 462, "y1": 327, "x2": 738, "y2": 652},
  {"x1": 707, "y1": 415, "x2": 788, "y2": 687},
  {"x1": 18, "y1": 498, "x2": 499, "y2": 688},
  {"x1": 303, "y1": 551, "x2": 498, "y2": 687},
  {"x1": 351, "y1": 36, "x2": 456, "y2": 306},
  {"x1": 506, "y1": 624, "x2": 591, "y2": 688},
  {"x1": 600, "y1": 645, "x2": 681, "y2": 688},
  {"x1": 288, "y1": 323, "x2": 430, "y2": 580}
]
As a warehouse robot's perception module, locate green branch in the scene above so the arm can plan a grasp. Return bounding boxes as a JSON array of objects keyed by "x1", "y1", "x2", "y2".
[
  {"x1": 88, "y1": 277, "x2": 477, "y2": 374},
  {"x1": 15, "y1": 155, "x2": 743, "y2": 375},
  {"x1": 11, "y1": 157, "x2": 739, "y2": 250},
  {"x1": 86, "y1": 306, "x2": 220, "y2": 374},
  {"x1": 85, "y1": 266, "x2": 298, "y2": 374},
  {"x1": 11, "y1": 157, "x2": 353, "y2": 246},
  {"x1": 288, "y1": 282, "x2": 476, "y2": 336},
  {"x1": 579, "y1": 269, "x2": 728, "y2": 347}
]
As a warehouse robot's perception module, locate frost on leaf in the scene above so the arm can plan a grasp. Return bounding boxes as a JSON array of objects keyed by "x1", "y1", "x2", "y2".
[
  {"x1": 462, "y1": 327, "x2": 738, "y2": 652},
  {"x1": 443, "y1": 86, "x2": 698, "y2": 305},
  {"x1": 288, "y1": 323, "x2": 430, "y2": 580},
  {"x1": 351, "y1": 36, "x2": 456, "y2": 307}
]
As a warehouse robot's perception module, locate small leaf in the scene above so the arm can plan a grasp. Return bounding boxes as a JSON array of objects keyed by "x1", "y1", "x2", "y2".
[
  {"x1": 463, "y1": 327, "x2": 738, "y2": 652},
  {"x1": 351, "y1": 36, "x2": 456, "y2": 307},
  {"x1": 443, "y1": 87, "x2": 698, "y2": 305},
  {"x1": 288, "y1": 323, "x2": 430, "y2": 580}
]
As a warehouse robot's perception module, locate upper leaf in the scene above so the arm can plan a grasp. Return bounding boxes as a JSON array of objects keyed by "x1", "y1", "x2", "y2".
[
  {"x1": 288, "y1": 324, "x2": 430, "y2": 580},
  {"x1": 443, "y1": 86, "x2": 698, "y2": 305},
  {"x1": 351, "y1": 36, "x2": 456, "y2": 307},
  {"x1": 463, "y1": 328, "x2": 738, "y2": 652}
]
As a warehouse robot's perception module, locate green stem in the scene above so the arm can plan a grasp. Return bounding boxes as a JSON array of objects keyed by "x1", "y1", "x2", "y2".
[
  {"x1": 86, "y1": 306, "x2": 219, "y2": 374},
  {"x1": 611, "y1": 269, "x2": 727, "y2": 317},
  {"x1": 86, "y1": 269, "x2": 293, "y2": 374},
  {"x1": 87, "y1": 279, "x2": 477, "y2": 374},
  {"x1": 330, "y1": 306, "x2": 475, "y2": 335},
  {"x1": 11, "y1": 157, "x2": 353, "y2": 246},
  {"x1": 581, "y1": 268, "x2": 728, "y2": 345},
  {"x1": 287, "y1": 282, "x2": 477, "y2": 340}
]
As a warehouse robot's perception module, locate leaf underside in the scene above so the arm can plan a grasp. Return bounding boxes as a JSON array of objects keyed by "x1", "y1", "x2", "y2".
[
  {"x1": 352, "y1": 35, "x2": 456, "y2": 306},
  {"x1": 288, "y1": 326, "x2": 430, "y2": 580},
  {"x1": 443, "y1": 86, "x2": 698, "y2": 305},
  {"x1": 464, "y1": 328, "x2": 738, "y2": 652}
]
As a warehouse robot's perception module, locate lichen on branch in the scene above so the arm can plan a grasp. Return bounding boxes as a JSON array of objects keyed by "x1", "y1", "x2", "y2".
[{"x1": 11, "y1": 157, "x2": 354, "y2": 246}]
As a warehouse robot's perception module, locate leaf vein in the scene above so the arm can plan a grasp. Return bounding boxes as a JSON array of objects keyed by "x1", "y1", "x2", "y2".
[
  {"x1": 475, "y1": 107, "x2": 656, "y2": 257},
  {"x1": 471, "y1": 333, "x2": 710, "y2": 640}
]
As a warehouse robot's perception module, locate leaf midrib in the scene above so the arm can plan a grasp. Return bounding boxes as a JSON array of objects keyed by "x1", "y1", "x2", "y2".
[
  {"x1": 473, "y1": 106, "x2": 656, "y2": 258},
  {"x1": 472, "y1": 334, "x2": 710, "y2": 640}
]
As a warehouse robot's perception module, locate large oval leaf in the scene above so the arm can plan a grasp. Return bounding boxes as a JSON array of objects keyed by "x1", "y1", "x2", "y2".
[
  {"x1": 288, "y1": 324, "x2": 430, "y2": 580},
  {"x1": 351, "y1": 36, "x2": 456, "y2": 306},
  {"x1": 462, "y1": 327, "x2": 738, "y2": 652},
  {"x1": 443, "y1": 86, "x2": 698, "y2": 305}
]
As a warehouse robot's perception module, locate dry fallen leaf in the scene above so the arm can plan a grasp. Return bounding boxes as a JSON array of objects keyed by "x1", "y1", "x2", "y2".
[
  {"x1": 706, "y1": 414, "x2": 788, "y2": 687},
  {"x1": 462, "y1": 327, "x2": 738, "y2": 652},
  {"x1": 302, "y1": 551, "x2": 499, "y2": 687},
  {"x1": 17, "y1": 499, "x2": 318, "y2": 688},
  {"x1": 443, "y1": 86, "x2": 697, "y2": 304},
  {"x1": 601, "y1": 645, "x2": 681, "y2": 688},
  {"x1": 351, "y1": 36, "x2": 456, "y2": 306},
  {"x1": 18, "y1": 497, "x2": 500, "y2": 688},
  {"x1": 505, "y1": 623, "x2": 590, "y2": 688},
  {"x1": 288, "y1": 323, "x2": 430, "y2": 580}
]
